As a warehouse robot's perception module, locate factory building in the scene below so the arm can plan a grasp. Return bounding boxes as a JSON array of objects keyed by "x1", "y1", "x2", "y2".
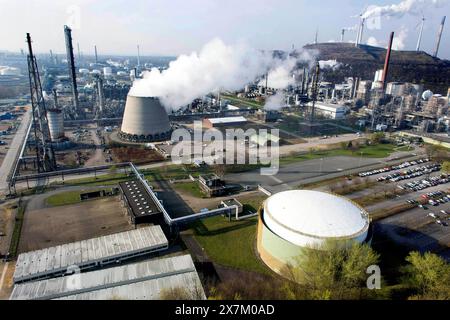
[
  {"x1": 119, "y1": 95, "x2": 172, "y2": 143},
  {"x1": 425, "y1": 94, "x2": 448, "y2": 116},
  {"x1": 13, "y1": 226, "x2": 168, "y2": 284},
  {"x1": 356, "y1": 80, "x2": 372, "y2": 105},
  {"x1": 312, "y1": 102, "x2": 348, "y2": 119},
  {"x1": 202, "y1": 116, "x2": 247, "y2": 129},
  {"x1": 118, "y1": 179, "x2": 163, "y2": 224},
  {"x1": 10, "y1": 255, "x2": 205, "y2": 300},
  {"x1": 257, "y1": 190, "x2": 371, "y2": 278}
]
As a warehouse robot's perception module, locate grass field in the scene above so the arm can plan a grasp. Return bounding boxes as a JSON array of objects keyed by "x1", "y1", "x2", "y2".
[
  {"x1": 191, "y1": 215, "x2": 270, "y2": 275},
  {"x1": 280, "y1": 143, "x2": 398, "y2": 165},
  {"x1": 173, "y1": 181, "x2": 205, "y2": 198},
  {"x1": 45, "y1": 188, "x2": 112, "y2": 207},
  {"x1": 221, "y1": 94, "x2": 263, "y2": 109}
]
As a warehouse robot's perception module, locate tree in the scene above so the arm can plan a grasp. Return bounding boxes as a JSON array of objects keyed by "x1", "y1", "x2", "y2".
[
  {"x1": 425, "y1": 144, "x2": 439, "y2": 160},
  {"x1": 401, "y1": 252, "x2": 450, "y2": 300},
  {"x1": 441, "y1": 161, "x2": 450, "y2": 174},
  {"x1": 212, "y1": 164, "x2": 227, "y2": 179},
  {"x1": 370, "y1": 132, "x2": 385, "y2": 145},
  {"x1": 284, "y1": 240, "x2": 380, "y2": 300}
]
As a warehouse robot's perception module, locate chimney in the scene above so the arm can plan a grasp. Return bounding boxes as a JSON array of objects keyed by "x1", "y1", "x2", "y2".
[
  {"x1": 382, "y1": 32, "x2": 395, "y2": 94},
  {"x1": 434, "y1": 16, "x2": 446, "y2": 57},
  {"x1": 64, "y1": 25, "x2": 79, "y2": 110},
  {"x1": 94, "y1": 45, "x2": 98, "y2": 64},
  {"x1": 341, "y1": 29, "x2": 345, "y2": 42}
]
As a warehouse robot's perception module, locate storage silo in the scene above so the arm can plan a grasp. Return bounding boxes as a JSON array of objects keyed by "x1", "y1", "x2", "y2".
[
  {"x1": 47, "y1": 109, "x2": 65, "y2": 141},
  {"x1": 257, "y1": 190, "x2": 371, "y2": 278},
  {"x1": 119, "y1": 95, "x2": 172, "y2": 143}
]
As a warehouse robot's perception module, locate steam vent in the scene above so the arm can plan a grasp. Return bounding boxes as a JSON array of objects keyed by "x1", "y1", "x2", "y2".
[{"x1": 119, "y1": 95, "x2": 172, "y2": 143}]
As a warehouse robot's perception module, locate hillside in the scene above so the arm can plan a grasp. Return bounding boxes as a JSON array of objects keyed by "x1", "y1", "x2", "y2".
[{"x1": 303, "y1": 43, "x2": 450, "y2": 94}]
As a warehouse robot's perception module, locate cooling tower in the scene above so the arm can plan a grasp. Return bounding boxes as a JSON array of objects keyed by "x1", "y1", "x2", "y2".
[
  {"x1": 47, "y1": 109, "x2": 65, "y2": 142},
  {"x1": 119, "y1": 95, "x2": 172, "y2": 143}
]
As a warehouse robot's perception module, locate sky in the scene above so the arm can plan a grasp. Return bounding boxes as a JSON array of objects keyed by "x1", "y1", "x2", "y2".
[{"x1": 0, "y1": 0, "x2": 449, "y2": 59}]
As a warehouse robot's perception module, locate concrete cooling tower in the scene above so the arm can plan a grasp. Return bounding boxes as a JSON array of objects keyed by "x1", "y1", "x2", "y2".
[{"x1": 119, "y1": 95, "x2": 172, "y2": 143}]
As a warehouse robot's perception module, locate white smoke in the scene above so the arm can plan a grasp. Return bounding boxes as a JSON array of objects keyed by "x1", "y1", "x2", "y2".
[
  {"x1": 392, "y1": 27, "x2": 409, "y2": 50},
  {"x1": 366, "y1": 27, "x2": 409, "y2": 50},
  {"x1": 362, "y1": 0, "x2": 448, "y2": 19},
  {"x1": 129, "y1": 38, "x2": 315, "y2": 111},
  {"x1": 367, "y1": 36, "x2": 382, "y2": 47},
  {"x1": 264, "y1": 92, "x2": 286, "y2": 111},
  {"x1": 319, "y1": 59, "x2": 342, "y2": 70}
]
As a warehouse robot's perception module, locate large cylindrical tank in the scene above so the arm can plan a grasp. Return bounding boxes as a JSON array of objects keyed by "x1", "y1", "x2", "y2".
[
  {"x1": 119, "y1": 95, "x2": 172, "y2": 143},
  {"x1": 47, "y1": 109, "x2": 65, "y2": 141}
]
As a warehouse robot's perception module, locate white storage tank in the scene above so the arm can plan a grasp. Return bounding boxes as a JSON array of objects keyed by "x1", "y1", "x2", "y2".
[
  {"x1": 257, "y1": 190, "x2": 371, "y2": 277},
  {"x1": 47, "y1": 109, "x2": 65, "y2": 141}
]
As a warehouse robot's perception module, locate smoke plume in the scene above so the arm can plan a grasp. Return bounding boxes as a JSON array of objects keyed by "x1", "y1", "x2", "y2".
[
  {"x1": 264, "y1": 92, "x2": 286, "y2": 111},
  {"x1": 362, "y1": 0, "x2": 447, "y2": 19},
  {"x1": 129, "y1": 38, "x2": 315, "y2": 111},
  {"x1": 319, "y1": 59, "x2": 342, "y2": 70}
]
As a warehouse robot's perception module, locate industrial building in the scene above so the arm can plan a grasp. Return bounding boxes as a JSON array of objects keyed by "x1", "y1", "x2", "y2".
[
  {"x1": 10, "y1": 254, "x2": 205, "y2": 300},
  {"x1": 13, "y1": 226, "x2": 168, "y2": 284},
  {"x1": 257, "y1": 190, "x2": 371, "y2": 277},
  {"x1": 198, "y1": 174, "x2": 227, "y2": 197},
  {"x1": 202, "y1": 116, "x2": 247, "y2": 129},
  {"x1": 119, "y1": 95, "x2": 172, "y2": 143},
  {"x1": 312, "y1": 102, "x2": 348, "y2": 119},
  {"x1": 118, "y1": 179, "x2": 163, "y2": 224}
]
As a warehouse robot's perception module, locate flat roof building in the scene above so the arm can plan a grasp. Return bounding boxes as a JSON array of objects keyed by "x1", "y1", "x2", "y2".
[
  {"x1": 118, "y1": 180, "x2": 163, "y2": 224},
  {"x1": 13, "y1": 226, "x2": 168, "y2": 284},
  {"x1": 202, "y1": 116, "x2": 247, "y2": 129},
  {"x1": 10, "y1": 254, "x2": 205, "y2": 300}
]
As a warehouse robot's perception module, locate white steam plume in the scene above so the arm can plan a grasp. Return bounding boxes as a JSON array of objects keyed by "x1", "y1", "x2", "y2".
[
  {"x1": 263, "y1": 92, "x2": 286, "y2": 111},
  {"x1": 362, "y1": 0, "x2": 448, "y2": 19},
  {"x1": 129, "y1": 38, "x2": 315, "y2": 111},
  {"x1": 392, "y1": 27, "x2": 409, "y2": 50}
]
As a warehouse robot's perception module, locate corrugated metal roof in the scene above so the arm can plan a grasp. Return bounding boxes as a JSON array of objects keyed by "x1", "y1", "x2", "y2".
[
  {"x1": 13, "y1": 226, "x2": 168, "y2": 283},
  {"x1": 10, "y1": 254, "x2": 205, "y2": 300}
]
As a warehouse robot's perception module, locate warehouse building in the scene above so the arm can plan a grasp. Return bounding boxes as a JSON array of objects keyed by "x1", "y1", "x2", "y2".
[
  {"x1": 13, "y1": 226, "x2": 168, "y2": 284},
  {"x1": 10, "y1": 254, "x2": 205, "y2": 300},
  {"x1": 202, "y1": 116, "x2": 247, "y2": 129},
  {"x1": 118, "y1": 180, "x2": 163, "y2": 224},
  {"x1": 312, "y1": 102, "x2": 348, "y2": 119},
  {"x1": 257, "y1": 190, "x2": 371, "y2": 278}
]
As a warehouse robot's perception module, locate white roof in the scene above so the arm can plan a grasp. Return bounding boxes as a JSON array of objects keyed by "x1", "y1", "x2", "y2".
[
  {"x1": 10, "y1": 255, "x2": 205, "y2": 300},
  {"x1": 264, "y1": 190, "x2": 369, "y2": 247},
  {"x1": 13, "y1": 226, "x2": 168, "y2": 283},
  {"x1": 207, "y1": 116, "x2": 247, "y2": 124}
]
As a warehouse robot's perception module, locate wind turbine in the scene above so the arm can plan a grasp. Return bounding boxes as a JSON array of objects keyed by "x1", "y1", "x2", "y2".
[{"x1": 416, "y1": 13, "x2": 426, "y2": 52}]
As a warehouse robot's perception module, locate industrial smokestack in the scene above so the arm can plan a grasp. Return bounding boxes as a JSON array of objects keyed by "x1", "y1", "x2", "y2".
[
  {"x1": 434, "y1": 16, "x2": 446, "y2": 58},
  {"x1": 94, "y1": 45, "x2": 98, "y2": 64},
  {"x1": 358, "y1": 18, "x2": 366, "y2": 45},
  {"x1": 64, "y1": 25, "x2": 79, "y2": 110},
  {"x1": 341, "y1": 29, "x2": 345, "y2": 42},
  {"x1": 95, "y1": 76, "x2": 105, "y2": 113},
  {"x1": 314, "y1": 29, "x2": 318, "y2": 45},
  {"x1": 137, "y1": 44, "x2": 141, "y2": 67},
  {"x1": 382, "y1": 32, "x2": 395, "y2": 93},
  {"x1": 77, "y1": 42, "x2": 81, "y2": 61},
  {"x1": 416, "y1": 16, "x2": 425, "y2": 52}
]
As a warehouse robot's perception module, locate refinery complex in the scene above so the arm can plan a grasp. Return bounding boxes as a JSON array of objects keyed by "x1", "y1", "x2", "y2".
[{"x1": 0, "y1": 0, "x2": 449, "y2": 305}]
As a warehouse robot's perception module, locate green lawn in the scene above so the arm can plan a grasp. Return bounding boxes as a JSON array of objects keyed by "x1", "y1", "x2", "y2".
[
  {"x1": 190, "y1": 215, "x2": 270, "y2": 275},
  {"x1": 221, "y1": 94, "x2": 263, "y2": 109},
  {"x1": 280, "y1": 143, "x2": 398, "y2": 165},
  {"x1": 173, "y1": 181, "x2": 205, "y2": 198},
  {"x1": 45, "y1": 188, "x2": 111, "y2": 207}
]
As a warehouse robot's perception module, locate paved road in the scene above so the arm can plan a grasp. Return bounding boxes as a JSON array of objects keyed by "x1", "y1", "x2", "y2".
[
  {"x1": 0, "y1": 110, "x2": 31, "y2": 192},
  {"x1": 225, "y1": 149, "x2": 423, "y2": 195}
]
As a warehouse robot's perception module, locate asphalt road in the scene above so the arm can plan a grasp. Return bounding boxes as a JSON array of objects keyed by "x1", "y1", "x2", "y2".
[{"x1": 0, "y1": 110, "x2": 31, "y2": 192}]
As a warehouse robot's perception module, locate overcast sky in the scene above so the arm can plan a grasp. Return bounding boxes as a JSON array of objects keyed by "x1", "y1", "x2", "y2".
[{"x1": 1, "y1": 0, "x2": 449, "y2": 59}]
